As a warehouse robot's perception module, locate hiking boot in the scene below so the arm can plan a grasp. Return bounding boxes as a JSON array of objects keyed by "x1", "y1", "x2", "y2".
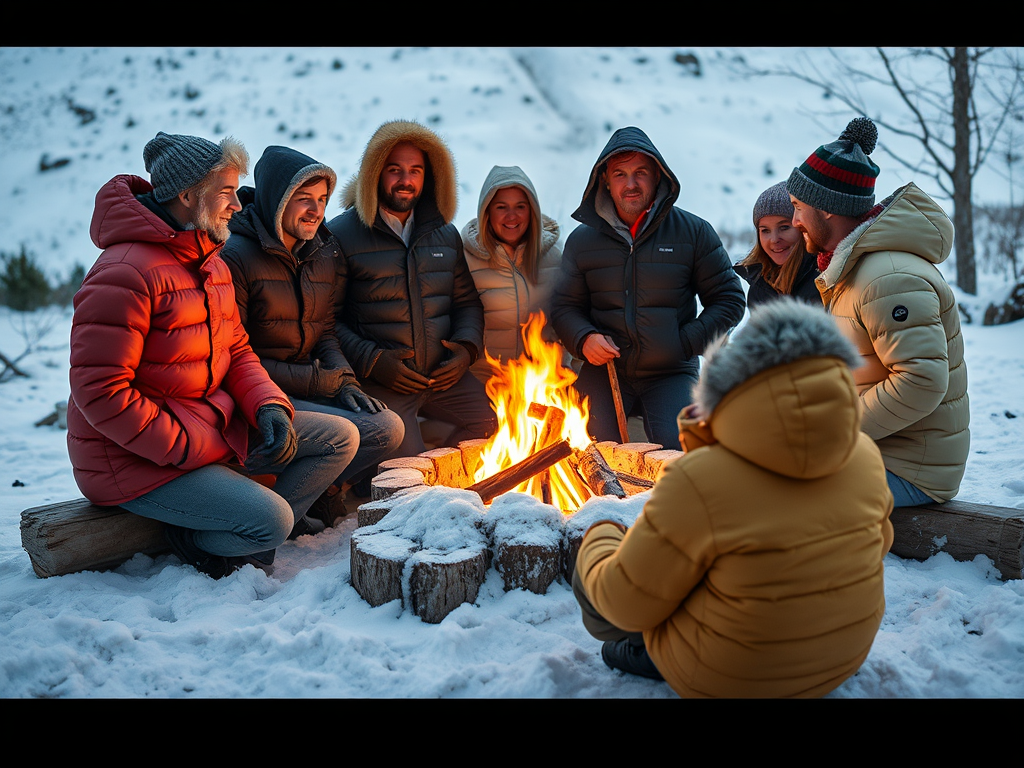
[
  {"x1": 230, "y1": 549, "x2": 276, "y2": 576},
  {"x1": 307, "y1": 486, "x2": 348, "y2": 528},
  {"x1": 163, "y1": 525, "x2": 238, "y2": 579},
  {"x1": 601, "y1": 638, "x2": 665, "y2": 681},
  {"x1": 288, "y1": 515, "x2": 325, "y2": 540}
]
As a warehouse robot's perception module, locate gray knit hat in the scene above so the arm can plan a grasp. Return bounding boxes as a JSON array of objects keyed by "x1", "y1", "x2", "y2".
[
  {"x1": 143, "y1": 131, "x2": 224, "y2": 203},
  {"x1": 752, "y1": 181, "x2": 795, "y2": 227},
  {"x1": 787, "y1": 117, "x2": 880, "y2": 216}
]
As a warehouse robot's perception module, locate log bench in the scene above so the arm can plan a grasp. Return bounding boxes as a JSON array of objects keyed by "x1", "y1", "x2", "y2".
[
  {"x1": 889, "y1": 499, "x2": 1024, "y2": 580},
  {"x1": 19, "y1": 495, "x2": 1024, "y2": 583},
  {"x1": 20, "y1": 499, "x2": 167, "y2": 579}
]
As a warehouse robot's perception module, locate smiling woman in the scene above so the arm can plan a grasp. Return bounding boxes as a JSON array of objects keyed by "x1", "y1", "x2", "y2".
[
  {"x1": 734, "y1": 180, "x2": 822, "y2": 310},
  {"x1": 461, "y1": 165, "x2": 568, "y2": 384}
]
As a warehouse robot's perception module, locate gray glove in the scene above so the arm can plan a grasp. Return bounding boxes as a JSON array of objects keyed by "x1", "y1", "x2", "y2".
[
  {"x1": 335, "y1": 376, "x2": 387, "y2": 414},
  {"x1": 247, "y1": 404, "x2": 297, "y2": 473}
]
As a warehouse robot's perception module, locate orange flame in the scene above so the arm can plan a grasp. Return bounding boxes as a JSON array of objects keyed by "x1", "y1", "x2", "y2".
[{"x1": 474, "y1": 312, "x2": 593, "y2": 512}]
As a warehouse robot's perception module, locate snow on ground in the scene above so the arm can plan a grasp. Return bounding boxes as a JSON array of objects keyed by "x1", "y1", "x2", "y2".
[{"x1": 1, "y1": 47, "x2": 1022, "y2": 698}]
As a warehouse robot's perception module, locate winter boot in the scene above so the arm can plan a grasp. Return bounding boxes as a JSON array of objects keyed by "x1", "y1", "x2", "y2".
[
  {"x1": 307, "y1": 485, "x2": 348, "y2": 528},
  {"x1": 288, "y1": 515, "x2": 325, "y2": 540},
  {"x1": 163, "y1": 525, "x2": 238, "y2": 579},
  {"x1": 230, "y1": 548, "x2": 276, "y2": 576},
  {"x1": 601, "y1": 637, "x2": 665, "y2": 681}
]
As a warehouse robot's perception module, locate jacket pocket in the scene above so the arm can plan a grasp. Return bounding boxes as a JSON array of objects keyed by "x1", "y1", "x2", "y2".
[{"x1": 164, "y1": 398, "x2": 234, "y2": 471}]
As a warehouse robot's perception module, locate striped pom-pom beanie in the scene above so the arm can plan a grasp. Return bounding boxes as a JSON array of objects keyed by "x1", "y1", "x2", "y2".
[{"x1": 787, "y1": 117, "x2": 879, "y2": 216}]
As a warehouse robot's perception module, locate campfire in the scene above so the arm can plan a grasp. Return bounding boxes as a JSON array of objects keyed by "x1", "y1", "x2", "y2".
[
  {"x1": 465, "y1": 312, "x2": 625, "y2": 511},
  {"x1": 353, "y1": 319, "x2": 684, "y2": 621}
]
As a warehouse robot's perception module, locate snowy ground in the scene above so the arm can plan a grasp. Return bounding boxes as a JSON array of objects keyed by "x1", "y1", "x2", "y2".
[{"x1": 1, "y1": 47, "x2": 1023, "y2": 698}]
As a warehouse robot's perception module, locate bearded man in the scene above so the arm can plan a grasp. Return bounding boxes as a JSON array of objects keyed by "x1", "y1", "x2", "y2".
[
  {"x1": 326, "y1": 120, "x2": 495, "y2": 457},
  {"x1": 68, "y1": 132, "x2": 357, "y2": 578}
]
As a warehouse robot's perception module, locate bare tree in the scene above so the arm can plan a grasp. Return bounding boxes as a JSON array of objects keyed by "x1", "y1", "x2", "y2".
[{"x1": 743, "y1": 47, "x2": 1024, "y2": 296}]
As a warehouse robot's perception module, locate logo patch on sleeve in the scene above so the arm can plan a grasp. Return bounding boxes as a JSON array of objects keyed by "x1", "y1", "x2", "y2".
[{"x1": 892, "y1": 305, "x2": 909, "y2": 322}]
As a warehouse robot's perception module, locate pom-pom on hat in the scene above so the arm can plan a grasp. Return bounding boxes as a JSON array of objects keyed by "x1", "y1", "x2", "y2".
[
  {"x1": 787, "y1": 117, "x2": 880, "y2": 216},
  {"x1": 143, "y1": 131, "x2": 224, "y2": 203},
  {"x1": 752, "y1": 181, "x2": 795, "y2": 227}
]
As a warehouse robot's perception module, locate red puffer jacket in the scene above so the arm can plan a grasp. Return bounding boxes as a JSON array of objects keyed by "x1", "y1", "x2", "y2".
[{"x1": 67, "y1": 174, "x2": 293, "y2": 506}]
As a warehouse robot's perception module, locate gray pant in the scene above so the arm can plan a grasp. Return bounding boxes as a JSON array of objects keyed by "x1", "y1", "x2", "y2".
[
  {"x1": 121, "y1": 410, "x2": 358, "y2": 557},
  {"x1": 290, "y1": 396, "x2": 405, "y2": 487}
]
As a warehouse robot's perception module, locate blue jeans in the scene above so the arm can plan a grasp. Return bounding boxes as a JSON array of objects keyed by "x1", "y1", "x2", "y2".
[
  {"x1": 886, "y1": 470, "x2": 934, "y2": 507},
  {"x1": 358, "y1": 372, "x2": 497, "y2": 458},
  {"x1": 121, "y1": 410, "x2": 358, "y2": 557},
  {"x1": 574, "y1": 363, "x2": 697, "y2": 450},
  {"x1": 290, "y1": 396, "x2": 405, "y2": 486}
]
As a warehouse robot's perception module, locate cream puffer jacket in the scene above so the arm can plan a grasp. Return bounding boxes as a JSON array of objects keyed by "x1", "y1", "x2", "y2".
[
  {"x1": 817, "y1": 182, "x2": 969, "y2": 502},
  {"x1": 461, "y1": 165, "x2": 565, "y2": 383}
]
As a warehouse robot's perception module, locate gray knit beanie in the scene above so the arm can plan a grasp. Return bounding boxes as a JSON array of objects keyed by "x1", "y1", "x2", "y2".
[
  {"x1": 143, "y1": 131, "x2": 224, "y2": 203},
  {"x1": 752, "y1": 181, "x2": 795, "y2": 227},
  {"x1": 787, "y1": 117, "x2": 880, "y2": 216}
]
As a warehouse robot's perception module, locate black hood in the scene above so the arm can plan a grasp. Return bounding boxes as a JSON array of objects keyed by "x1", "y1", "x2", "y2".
[
  {"x1": 228, "y1": 146, "x2": 337, "y2": 250},
  {"x1": 572, "y1": 126, "x2": 680, "y2": 231}
]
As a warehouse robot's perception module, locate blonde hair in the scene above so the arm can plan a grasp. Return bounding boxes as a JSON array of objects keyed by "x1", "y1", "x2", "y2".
[{"x1": 479, "y1": 185, "x2": 540, "y2": 284}]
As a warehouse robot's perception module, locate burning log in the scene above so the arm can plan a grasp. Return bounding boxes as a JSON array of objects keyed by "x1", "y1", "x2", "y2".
[
  {"x1": 569, "y1": 442, "x2": 627, "y2": 498},
  {"x1": 466, "y1": 439, "x2": 573, "y2": 504},
  {"x1": 528, "y1": 402, "x2": 566, "y2": 506}
]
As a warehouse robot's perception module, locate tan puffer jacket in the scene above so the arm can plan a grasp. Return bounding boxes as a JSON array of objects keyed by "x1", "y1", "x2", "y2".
[
  {"x1": 817, "y1": 182, "x2": 969, "y2": 502},
  {"x1": 577, "y1": 299, "x2": 894, "y2": 698}
]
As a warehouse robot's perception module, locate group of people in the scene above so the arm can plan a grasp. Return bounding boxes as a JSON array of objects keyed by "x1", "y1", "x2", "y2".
[{"x1": 67, "y1": 114, "x2": 969, "y2": 697}]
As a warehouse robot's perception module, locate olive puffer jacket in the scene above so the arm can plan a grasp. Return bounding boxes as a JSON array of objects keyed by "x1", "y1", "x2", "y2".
[
  {"x1": 327, "y1": 120, "x2": 484, "y2": 380},
  {"x1": 577, "y1": 299, "x2": 894, "y2": 698},
  {"x1": 551, "y1": 126, "x2": 746, "y2": 380},
  {"x1": 817, "y1": 183, "x2": 969, "y2": 502},
  {"x1": 221, "y1": 146, "x2": 353, "y2": 399},
  {"x1": 68, "y1": 175, "x2": 292, "y2": 506},
  {"x1": 461, "y1": 164, "x2": 565, "y2": 383}
]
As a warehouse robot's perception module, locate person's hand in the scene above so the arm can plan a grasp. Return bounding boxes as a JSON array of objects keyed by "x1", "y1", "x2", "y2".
[
  {"x1": 370, "y1": 348, "x2": 431, "y2": 394},
  {"x1": 309, "y1": 359, "x2": 348, "y2": 399},
  {"x1": 248, "y1": 404, "x2": 297, "y2": 473},
  {"x1": 336, "y1": 378, "x2": 387, "y2": 414},
  {"x1": 680, "y1": 403, "x2": 706, "y2": 422},
  {"x1": 582, "y1": 333, "x2": 620, "y2": 366},
  {"x1": 428, "y1": 340, "x2": 471, "y2": 392}
]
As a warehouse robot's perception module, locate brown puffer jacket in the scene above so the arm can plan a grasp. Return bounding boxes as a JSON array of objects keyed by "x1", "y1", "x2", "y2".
[
  {"x1": 816, "y1": 182, "x2": 969, "y2": 502},
  {"x1": 577, "y1": 299, "x2": 894, "y2": 698},
  {"x1": 221, "y1": 146, "x2": 352, "y2": 399},
  {"x1": 68, "y1": 175, "x2": 292, "y2": 506}
]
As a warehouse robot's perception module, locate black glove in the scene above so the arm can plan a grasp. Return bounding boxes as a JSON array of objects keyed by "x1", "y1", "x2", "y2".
[
  {"x1": 335, "y1": 376, "x2": 387, "y2": 414},
  {"x1": 370, "y1": 348, "x2": 430, "y2": 394},
  {"x1": 247, "y1": 404, "x2": 297, "y2": 473},
  {"x1": 309, "y1": 359, "x2": 348, "y2": 399},
  {"x1": 427, "y1": 340, "x2": 471, "y2": 392}
]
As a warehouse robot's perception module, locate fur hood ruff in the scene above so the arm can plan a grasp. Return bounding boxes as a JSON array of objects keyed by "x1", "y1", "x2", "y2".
[
  {"x1": 693, "y1": 298, "x2": 861, "y2": 415},
  {"x1": 340, "y1": 120, "x2": 458, "y2": 228}
]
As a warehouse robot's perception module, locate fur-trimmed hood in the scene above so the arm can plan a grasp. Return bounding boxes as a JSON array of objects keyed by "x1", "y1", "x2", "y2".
[
  {"x1": 340, "y1": 120, "x2": 458, "y2": 228},
  {"x1": 684, "y1": 298, "x2": 864, "y2": 479}
]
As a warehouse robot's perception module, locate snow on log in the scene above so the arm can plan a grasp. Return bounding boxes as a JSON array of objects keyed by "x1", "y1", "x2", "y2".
[{"x1": 889, "y1": 499, "x2": 1024, "y2": 580}]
